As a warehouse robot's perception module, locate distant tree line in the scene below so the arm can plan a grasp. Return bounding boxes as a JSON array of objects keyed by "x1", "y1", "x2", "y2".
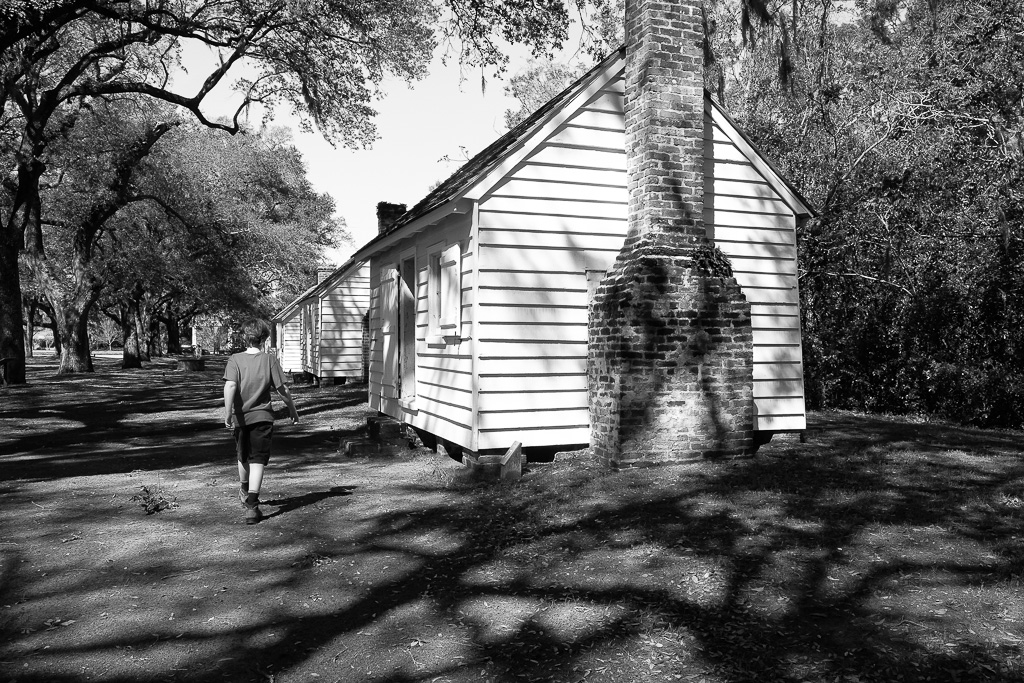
[
  {"x1": 15, "y1": 109, "x2": 344, "y2": 371},
  {"x1": 723, "y1": 0, "x2": 1024, "y2": 428}
]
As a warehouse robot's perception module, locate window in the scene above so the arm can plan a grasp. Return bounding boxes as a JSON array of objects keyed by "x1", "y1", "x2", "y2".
[
  {"x1": 440, "y1": 242, "x2": 462, "y2": 337},
  {"x1": 427, "y1": 242, "x2": 461, "y2": 343}
]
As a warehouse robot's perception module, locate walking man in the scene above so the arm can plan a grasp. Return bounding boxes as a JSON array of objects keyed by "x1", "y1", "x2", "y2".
[{"x1": 223, "y1": 319, "x2": 299, "y2": 524}]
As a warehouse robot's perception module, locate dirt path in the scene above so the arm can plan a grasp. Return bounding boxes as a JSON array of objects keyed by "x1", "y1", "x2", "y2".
[{"x1": 1, "y1": 356, "x2": 1023, "y2": 683}]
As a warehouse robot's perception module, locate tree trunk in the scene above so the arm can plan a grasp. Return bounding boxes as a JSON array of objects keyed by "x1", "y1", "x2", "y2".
[
  {"x1": 147, "y1": 315, "x2": 163, "y2": 358},
  {"x1": 24, "y1": 248, "x2": 100, "y2": 373},
  {"x1": 0, "y1": 228, "x2": 27, "y2": 383},
  {"x1": 122, "y1": 310, "x2": 143, "y2": 369},
  {"x1": 164, "y1": 314, "x2": 183, "y2": 355},
  {"x1": 55, "y1": 303, "x2": 95, "y2": 373},
  {"x1": 134, "y1": 299, "x2": 151, "y2": 362},
  {"x1": 48, "y1": 317, "x2": 62, "y2": 357},
  {"x1": 24, "y1": 299, "x2": 37, "y2": 359},
  {"x1": 0, "y1": 147, "x2": 46, "y2": 385}
]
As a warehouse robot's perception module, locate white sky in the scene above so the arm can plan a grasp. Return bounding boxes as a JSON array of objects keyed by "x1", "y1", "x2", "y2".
[
  {"x1": 289, "y1": 59, "x2": 525, "y2": 264},
  {"x1": 181, "y1": 34, "x2": 592, "y2": 266}
]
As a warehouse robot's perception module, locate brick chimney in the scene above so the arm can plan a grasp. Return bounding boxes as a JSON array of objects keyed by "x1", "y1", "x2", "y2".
[
  {"x1": 376, "y1": 202, "x2": 407, "y2": 235},
  {"x1": 587, "y1": 0, "x2": 755, "y2": 466},
  {"x1": 316, "y1": 267, "x2": 334, "y2": 284}
]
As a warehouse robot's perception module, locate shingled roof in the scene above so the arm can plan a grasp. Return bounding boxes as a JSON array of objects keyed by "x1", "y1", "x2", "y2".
[
  {"x1": 354, "y1": 45, "x2": 814, "y2": 259},
  {"x1": 372, "y1": 48, "x2": 625, "y2": 241}
]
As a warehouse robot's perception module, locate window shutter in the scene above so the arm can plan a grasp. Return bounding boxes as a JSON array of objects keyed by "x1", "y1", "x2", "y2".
[
  {"x1": 440, "y1": 243, "x2": 462, "y2": 336},
  {"x1": 380, "y1": 267, "x2": 400, "y2": 388},
  {"x1": 427, "y1": 252, "x2": 442, "y2": 337},
  {"x1": 380, "y1": 268, "x2": 399, "y2": 334}
]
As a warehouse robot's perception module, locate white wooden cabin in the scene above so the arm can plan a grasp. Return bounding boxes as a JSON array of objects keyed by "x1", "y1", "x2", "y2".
[
  {"x1": 272, "y1": 260, "x2": 371, "y2": 382},
  {"x1": 273, "y1": 284, "x2": 315, "y2": 374},
  {"x1": 349, "y1": 49, "x2": 814, "y2": 455}
]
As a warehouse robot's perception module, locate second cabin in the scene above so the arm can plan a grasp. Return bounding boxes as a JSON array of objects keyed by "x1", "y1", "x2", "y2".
[
  {"x1": 273, "y1": 260, "x2": 370, "y2": 384},
  {"x1": 348, "y1": 46, "x2": 814, "y2": 458}
]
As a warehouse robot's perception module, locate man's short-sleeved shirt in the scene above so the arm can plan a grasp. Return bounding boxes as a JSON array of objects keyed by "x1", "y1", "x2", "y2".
[{"x1": 223, "y1": 351, "x2": 286, "y2": 425}]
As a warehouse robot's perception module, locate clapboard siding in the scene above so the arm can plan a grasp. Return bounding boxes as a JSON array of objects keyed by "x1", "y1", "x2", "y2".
[
  {"x1": 363, "y1": 63, "x2": 807, "y2": 452},
  {"x1": 478, "y1": 407, "x2": 590, "y2": 432},
  {"x1": 478, "y1": 390, "x2": 588, "y2": 412},
  {"x1": 479, "y1": 211, "x2": 625, "y2": 235},
  {"x1": 478, "y1": 228, "x2": 627, "y2": 251},
  {"x1": 311, "y1": 298, "x2": 320, "y2": 375},
  {"x1": 318, "y1": 264, "x2": 370, "y2": 380},
  {"x1": 513, "y1": 164, "x2": 626, "y2": 187},
  {"x1": 481, "y1": 196, "x2": 627, "y2": 220},
  {"x1": 479, "y1": 371, "x2": 588, "y2": 393},
  {"x1": 478, "y1": 426, "x2": 590, "y2": 452},
  {"x1": 471, "y1": 77, "x2": 805, "y2": 446},
  {"x1": 476, "y1": 303, "x2": 589, "y2": 325},
  {"x1": 528, "y1": 146, "x2": 626, "y2": 171},
  {"x1": 278, "y1": 317, "x2": 303, "y2": 373},
  {"x1": 367, "y1": 213, "x2": 475, "y2": 449},
  {"x1": 705, "y1": 106, "x2": 806, "y2": 430},
  {"x1": 473, "y1": 84, "x2": 626, "y2": 448}
]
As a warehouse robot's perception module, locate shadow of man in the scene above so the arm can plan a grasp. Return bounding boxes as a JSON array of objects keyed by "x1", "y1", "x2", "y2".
[{"x1": 260, "y1": 485, "x2": 356, "y2": 519}]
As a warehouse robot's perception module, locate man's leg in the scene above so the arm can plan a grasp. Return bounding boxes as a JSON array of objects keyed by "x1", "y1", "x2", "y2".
[
  {"x1": 248, "y1": 463, "x2": 265, "y2": 496},
  {"x1": 237, "y1": 461, "x2": 250, "y2": 504},
  {"x1": 243, "y1": 423, "x2": 273, "y2": 524}
]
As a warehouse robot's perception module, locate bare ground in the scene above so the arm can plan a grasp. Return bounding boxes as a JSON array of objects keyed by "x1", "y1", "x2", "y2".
[{"x1": 1, "y1": 355, "x2": 1023, "y2": 683}]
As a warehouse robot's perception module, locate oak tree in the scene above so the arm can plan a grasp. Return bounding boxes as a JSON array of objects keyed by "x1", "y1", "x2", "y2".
[{"x1": 1, "y1": 0, "x2": 593, "y2": 381}]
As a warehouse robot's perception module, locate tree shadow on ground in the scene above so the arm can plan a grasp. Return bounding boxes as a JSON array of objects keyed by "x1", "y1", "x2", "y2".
[
  {"x1": 212, "y1": 423, "x2": 1023, "y2": 682},
  {"x1": 0, "y1": 357, "x2": 370, "y2": 480},
  {"x1": 2, "y1": 363, "x2": 1023, "y2": 683}
]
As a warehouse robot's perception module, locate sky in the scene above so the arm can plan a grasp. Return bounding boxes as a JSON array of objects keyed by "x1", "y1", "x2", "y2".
[
  {"x1": 180, "y1": 36, "x2": 591, "y2": 266},
  {"x1": 287, "y1": 59, "x2": 527, "y2": 265}
]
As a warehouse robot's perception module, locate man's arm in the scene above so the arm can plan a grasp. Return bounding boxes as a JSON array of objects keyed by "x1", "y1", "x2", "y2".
[
  {"x1": 224, "y1": 380, "x2": 238, "y2": 428},
  {"x1": 269, "y1": 354, "x2": 299, "y2": 424},
  {"x1": 276, "y1": 384, "x2": 300, "y2": 424}
]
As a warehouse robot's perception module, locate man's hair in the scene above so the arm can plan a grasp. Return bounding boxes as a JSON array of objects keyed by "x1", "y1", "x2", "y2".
[{"x1": 238, "y1": 319, "x2": 271, "y2": 348}]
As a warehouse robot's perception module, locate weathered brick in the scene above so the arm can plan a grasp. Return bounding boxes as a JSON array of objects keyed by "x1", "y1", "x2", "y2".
[{"x1": 588, "y1": 0, "x2": 755, "y2": 468}]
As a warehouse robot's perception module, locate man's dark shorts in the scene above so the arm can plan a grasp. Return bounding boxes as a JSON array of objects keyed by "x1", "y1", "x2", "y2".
[{"x1": 234, "y1": 422, "x2": 274, "y2": 465}]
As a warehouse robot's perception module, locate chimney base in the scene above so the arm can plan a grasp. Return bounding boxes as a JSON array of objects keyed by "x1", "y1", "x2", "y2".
[{"x1": 588, "y1": 240, "x2": 756, "y2": 467}]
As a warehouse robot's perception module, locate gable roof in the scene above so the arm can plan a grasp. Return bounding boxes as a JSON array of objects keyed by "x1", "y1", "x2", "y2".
[
  {"x1": 706, "y1": 96, "x2": 816, "y2": 218},
  {"x1": 350, "y1": 48, "x2": 815, "y2": 262},
  {"x1": 272, "y1": 281, "x2": 319, "y2": 323},
  {"x1": 403, "y1": 53, "x2": 625, "y2": 227},
  {"x1": 272, "y1": 257, "x2": 365, "y2": 323},
  {"x1": 348, "y1": 49, "x2": 626, "y2": 262}
]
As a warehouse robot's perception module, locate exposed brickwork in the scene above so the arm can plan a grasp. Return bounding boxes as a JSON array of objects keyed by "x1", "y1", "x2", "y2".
[
  {"x1": 588, "y1": 0, "x2": 755, "y2": 466},
  {"x1": 622, "y1": 0, "x2": 707, "y2": 251},
  {"x1": 376, "y1": 202, "x2": 406, "y2": 235}
]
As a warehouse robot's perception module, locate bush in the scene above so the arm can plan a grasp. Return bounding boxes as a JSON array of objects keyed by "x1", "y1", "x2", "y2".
[{"x1": 924, "y1": 361, "x2": 1024, "y2": 429}]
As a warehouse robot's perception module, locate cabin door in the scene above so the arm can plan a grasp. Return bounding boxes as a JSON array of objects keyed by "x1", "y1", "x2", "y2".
[{"x1": 398, "y1": 256, "x2": 417, "y2": 399}]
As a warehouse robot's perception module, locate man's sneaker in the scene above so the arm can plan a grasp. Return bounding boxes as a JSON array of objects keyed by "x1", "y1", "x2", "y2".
[{"x1": 244, "y1": 504, "x2": 262, "y2": 525}]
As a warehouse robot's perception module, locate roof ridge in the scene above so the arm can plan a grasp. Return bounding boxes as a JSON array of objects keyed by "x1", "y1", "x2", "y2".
[{"x1": 379, "y1": 48, "x2": 626, "y2": 238}]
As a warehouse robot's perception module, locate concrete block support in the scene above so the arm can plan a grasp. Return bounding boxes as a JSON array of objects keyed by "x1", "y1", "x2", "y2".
[{"x1": 464, "y1": 441, "x2": 523, "y2": 482}]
